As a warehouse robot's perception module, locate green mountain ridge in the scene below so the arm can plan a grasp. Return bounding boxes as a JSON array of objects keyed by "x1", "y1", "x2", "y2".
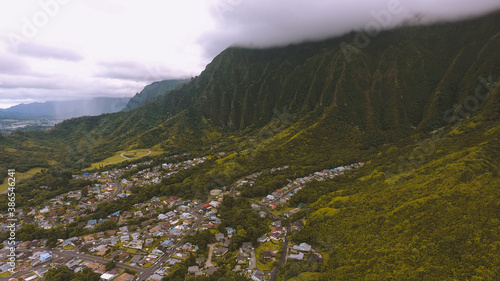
[
  {"x1": 122, "y1": 79, "x2": 190, "y2": 111},
  {"x1": 0, "y1": 11, "x2": 500, "y2": 280}
]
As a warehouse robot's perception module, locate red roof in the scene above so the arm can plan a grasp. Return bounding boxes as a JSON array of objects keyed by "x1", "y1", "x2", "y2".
[{"x1": 202, "y1": 204, "x2": 211, "y2": 208}]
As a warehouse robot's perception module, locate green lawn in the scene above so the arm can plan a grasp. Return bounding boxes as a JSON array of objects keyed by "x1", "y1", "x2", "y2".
[
  {"x1": 255, "y1": 241, "x2": 281, "y2": 271},
  {"x1": 0, "y1": 167, "x2": 44, "y2": 193},
  {"x1": 88, "y1": 149, "x2": 164, "y2": 169}
]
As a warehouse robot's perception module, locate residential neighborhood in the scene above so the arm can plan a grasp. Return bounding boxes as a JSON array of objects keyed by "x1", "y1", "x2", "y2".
[{"x1": 0, "y1": 158, "x2": 362, "y2": 280}]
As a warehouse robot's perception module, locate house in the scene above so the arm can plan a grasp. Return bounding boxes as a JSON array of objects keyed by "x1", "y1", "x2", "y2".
[
  {"x1": 119, "y1": 226, "x2": 129, "y2": 234},
  {"x1": 110, "y1": 237, "x2": 119, "y2": 246},
  {"x1": 118, "y1": 252, "x2": 130, "y2": 262},
  {"x1": 257, "y1": 235, "x2": 268, "y2": 243},
  {"x1": 39, "y1": 253, "x2": 52, "y2": 262},
  {"x1": 114, "y1": 273, "x2": 135, "y2": 281},
  {"x1": 148, "y1": 274, "x2": 163, "y2": 281},
  {"x1": 169, "y1": 229, "x2": 183, "y2": 237},
  {"x1": 292, "y1": 242, "x2": 312, "y2": 252},
  {"x1": 272, "y1": 220, "x2": 282, "y2": 227},
  {"x1": 209, "y1": 201, "x2": 221, "y2": 208},
  {"x1": 271, "y1": 227, "x2": 283, "y2": 234},
  {"x1": 83, "y1": 235, "x2": 95, "y2": 243},
  {"x1": 149, "y1": 226, "x2": 162, "y2": 233},
  {"x1": 250, "y1": 204, "x2": 261, "y2": 211},
  {"x1": 161, "y1": 240, "x2": 173, "y2": 247},
  {"x1": 97, "y1": 247, "x2": 110, "y2": 256},
  {"x1": 251, "y1": 270, "x2": 265, "y2": 281},
  {"x1": 270, "y1": 233, "x2": 281, "y2": 241},
  {"x1": 100, "y1": 273, "x2": 116, "y2": 281},
  {"x1": 236, "y1": 255, "x2": 248, "y2": 264},
  {"x1": 130, "y1": 254, "x2": 143, "y2": 264},
  {"x1": 262, "y1": 250, "x2": 273, "y2": 261},
  {"x1": 241, "y1": 242, "x2": 253, "y2": 254},
  {"x1": 215, "y1": 233, "x2": 225, "y2": 242},
  {"x1": 188, "y1": 265, "x2": 200, "y2": 275},
  {"x1": 214, "y1": 247, "x2": 228, "y2": 256},
  {"x1": 290, "y1": 252, "x2": 304, "y2": 260},
  {"x1": 206, "y1": 266, "x2": 218, "y2": 275},
  {"x1": 87, "y1": 262, "x2": 102, "y2": 270},
  {"x1": 195, "y1": 257, "x2": 205, "y2": 266},
  {"x1": 225, "y1": 227, "x2": 236, "y2": 235}
]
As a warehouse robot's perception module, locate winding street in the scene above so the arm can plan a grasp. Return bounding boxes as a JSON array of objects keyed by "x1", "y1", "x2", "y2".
[{"x1": 231, "y1": 175, "x2": 291, "y2": 281}]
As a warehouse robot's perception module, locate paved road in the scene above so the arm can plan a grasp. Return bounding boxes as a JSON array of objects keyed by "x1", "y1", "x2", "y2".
[
  {"x1": 205, "y1": 243, "x2": 215, "y2": 268},
  {"x1": 249, "y1": 248, "x2": 257, "y2": 270},
  {"x1": 270, "y1": 223, "x2": 291, "y2": 281},
  {"x1": 231, "y1": 176, "x2": 289, "y2": 281}
]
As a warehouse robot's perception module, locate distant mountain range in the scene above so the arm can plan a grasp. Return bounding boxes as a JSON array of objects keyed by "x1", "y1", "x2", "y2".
[
  {"x1": 0, "y1": 79, "x2": 188, "y2": 120},
  {"x1": 0, "y1": 97, "x2": 130, "y2": 120}
]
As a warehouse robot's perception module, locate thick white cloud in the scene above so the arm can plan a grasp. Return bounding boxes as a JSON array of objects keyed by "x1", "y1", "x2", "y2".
[
  {"x1": 0, "y1": 0, "x2": 499, "y2": 108},
  {"x1": 200, "y1": 0, "x2": 500, "y2": 57}
]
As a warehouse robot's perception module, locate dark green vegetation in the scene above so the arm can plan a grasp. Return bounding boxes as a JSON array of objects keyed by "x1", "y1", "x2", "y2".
[
  {"x1": 1, "y1": 12, "x2": 500, "y2": 280},
  {"x1": 42, "y1": 266, "x2": 101, "y2": 281},
  {"x1": 123, "y1": 79, "x2": 189, "y2": 111}
]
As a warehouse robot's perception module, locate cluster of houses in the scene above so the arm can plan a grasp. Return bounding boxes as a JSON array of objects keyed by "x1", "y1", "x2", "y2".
[
  {"x1": 73, "y1": 156, "x2": 207, "y2": 190},
  {"x1": 0, "y1": 158, "x2": 351, "y2": 281},
  {"x1": 0, "y1": 156, "x2": 212, "y2": 233},
  {"x1": 231, "y1": 166, "x2": 289, "y2": 196},
  {"x1": 262, "y1": 162, "x2": 365, "y2": 208}
]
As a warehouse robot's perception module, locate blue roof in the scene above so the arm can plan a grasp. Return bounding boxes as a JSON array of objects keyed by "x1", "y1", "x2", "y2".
[
  {"x1": 83, "y1": 172, "x2": 90, "y2": 176},
  {"x1": 162, "y1": 240, "x2": 173, "y2": 246},
  {"x1": 88, "y1": 219, "x2": 97, "y2": 225}
]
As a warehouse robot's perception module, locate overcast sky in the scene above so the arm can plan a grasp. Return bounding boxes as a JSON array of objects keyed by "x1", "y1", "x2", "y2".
[{"x1": 0, "y1": 0, "x2": 499, "y2": 108}]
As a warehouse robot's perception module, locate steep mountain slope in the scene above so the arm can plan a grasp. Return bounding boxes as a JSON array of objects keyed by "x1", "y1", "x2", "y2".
[
  {"x1": 0, "y1": 12, "x2": 499, "y2": 180},
  {"x1": 122, "y1": 79, "x2": 189, "y2": 111}
]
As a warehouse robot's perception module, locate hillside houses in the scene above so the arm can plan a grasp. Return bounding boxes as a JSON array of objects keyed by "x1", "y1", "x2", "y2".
[{"x1": 261, "y1": 163, "x2": 365, "y2": 206}]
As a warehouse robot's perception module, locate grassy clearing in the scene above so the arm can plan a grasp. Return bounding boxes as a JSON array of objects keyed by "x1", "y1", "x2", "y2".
[
  {"x1": 89, "y1": 149, "x2": 163, "y2": 169},
  {"x1": 256, "y1": 241, "x2": 281, "y2": 271},
  {"x1": 0, "y1": 167, "x2": 44, "y2": 193},
  {"x1": 272, "y1": 207, "x2": 293, "y2": 216}
]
